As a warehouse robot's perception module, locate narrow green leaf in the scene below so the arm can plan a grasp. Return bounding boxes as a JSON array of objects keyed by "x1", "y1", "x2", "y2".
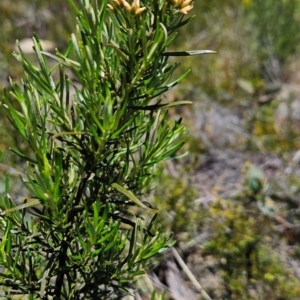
[
  {"x1": 112, "y1": 183, "x2": 149, "y2": 209},
  {"x1": 128, "y1": 101, "x2": 192, "y2": 111},
  {"x1": 96, "y1": 224, "x2": 119, "y2": 244},
  {"x1": 104, "y1": 240, "x2": 118, "y2": 252},
  {"x1": 163, "y1": 50, "x2": 217, "y2": 56},
  {"x1": 9, "y1": 148, "x2": 37, "y2": 164},
  {"x1": 0, "y1": 199, "x2": 40, "y2": 216}
]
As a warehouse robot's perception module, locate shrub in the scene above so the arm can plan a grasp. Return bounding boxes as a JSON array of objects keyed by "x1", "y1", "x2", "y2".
[{"x1": 0, "y1": 0, "x2": 212, "y2": 298}]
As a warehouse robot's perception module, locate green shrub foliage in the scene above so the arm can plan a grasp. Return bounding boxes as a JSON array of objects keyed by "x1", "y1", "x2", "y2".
[{"x1": 0, "y1": 0, "x2": 208, "y2": 298}]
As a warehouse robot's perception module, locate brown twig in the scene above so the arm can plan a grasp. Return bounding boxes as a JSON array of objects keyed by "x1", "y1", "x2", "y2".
[{"x1": 171, "y1": 247, "x2": 212, "y2": 300}]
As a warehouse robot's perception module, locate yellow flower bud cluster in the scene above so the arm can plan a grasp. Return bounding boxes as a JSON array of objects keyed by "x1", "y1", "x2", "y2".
[
  {"x1": 112, "y1": 0, "x2": 146, "y2": 15},
  {"x1": 170, "y1": 0, "x2": 193, "y2": 15}
]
